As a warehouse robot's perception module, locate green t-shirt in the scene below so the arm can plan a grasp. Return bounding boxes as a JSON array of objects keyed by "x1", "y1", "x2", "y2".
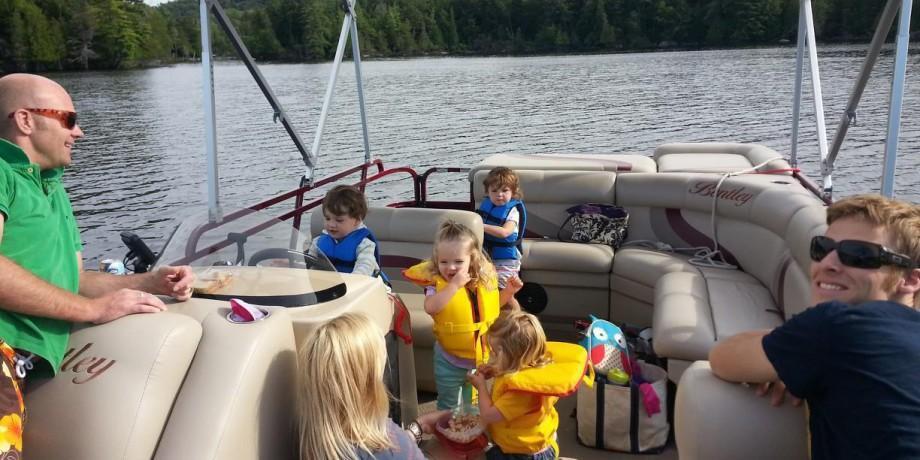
[{"x1": 0, "y1": 139, "x2": 82, "y2": 376}]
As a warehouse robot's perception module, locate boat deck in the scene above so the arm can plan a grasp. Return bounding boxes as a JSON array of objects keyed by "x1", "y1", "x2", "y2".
[{"x1": 419, "y1": 394, "x2": 678, "y2": 459}]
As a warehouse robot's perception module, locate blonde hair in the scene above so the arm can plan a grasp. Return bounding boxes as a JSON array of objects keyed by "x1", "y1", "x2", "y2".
[
  {"x1": 486, "y1": 311, "x2": 552, "y2": 376},
  {"x1": 429, "y1": 220, "x2": 497, "y2": 291},
  {"x1": 483, "y1": 167, "x2": 523, "y2": 199},
  {"x1": 827, "y1": 194, "x2": 920, "y2": 308},
  {"x1": 297, "y1": 313, "x2": 392, "y2": 460}
]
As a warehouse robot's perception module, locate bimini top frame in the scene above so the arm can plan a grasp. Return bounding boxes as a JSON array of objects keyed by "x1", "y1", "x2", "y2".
[
  {"x1": 198, "y1": 0, "x2": 372, "y2": 223},
  {"x1": 790, "y1": 0, "x2": 913, "y2": 200}
]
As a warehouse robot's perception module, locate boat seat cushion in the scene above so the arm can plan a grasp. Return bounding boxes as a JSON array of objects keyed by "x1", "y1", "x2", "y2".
[
  {"x1": 471, "y1": 153, "x2": 657, "y2": 175},
  {"x1": 653, "y1": 271, "x2": 783, "y2": 361},
  {"x1": 654, "y1": 142, "x2": 792, "y2": 174},
  {"x1": 25, "y1": 312, "x2": 202, "y2": 460},
  {"x1": 521, "y1": 239, "x2": 613, "y2": 274}
]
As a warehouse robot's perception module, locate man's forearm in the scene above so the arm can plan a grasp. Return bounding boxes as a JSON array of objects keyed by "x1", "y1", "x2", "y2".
[
  {"x1": 709, "y1": 330, "x2": 778, "y2": 383},
  {"x1": 0, "y1": 255, "x2": 95, "y2": 322},
  {"x1": 79, "y1": 270, "x2": 153, "y2": 298}
]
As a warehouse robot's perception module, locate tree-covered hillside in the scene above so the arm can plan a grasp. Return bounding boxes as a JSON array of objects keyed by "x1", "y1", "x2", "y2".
[{"x1": 0, "y1": 0, "x2": 914, "y2": 71}]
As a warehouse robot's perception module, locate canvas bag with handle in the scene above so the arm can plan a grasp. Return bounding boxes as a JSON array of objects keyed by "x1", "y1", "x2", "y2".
[{"x1": 576, "y1": 361, "x2": 669, "y2": 453}]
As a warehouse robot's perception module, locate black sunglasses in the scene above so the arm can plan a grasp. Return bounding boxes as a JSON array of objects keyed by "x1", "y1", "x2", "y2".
[{"x1": 810, "y1": 235, "x2": 917, "y2": 270}]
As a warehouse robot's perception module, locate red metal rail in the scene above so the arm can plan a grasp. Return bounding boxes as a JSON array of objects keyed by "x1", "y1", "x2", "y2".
[{"x1": 178, "y1": 161, "x2": 423, "y2": 265}]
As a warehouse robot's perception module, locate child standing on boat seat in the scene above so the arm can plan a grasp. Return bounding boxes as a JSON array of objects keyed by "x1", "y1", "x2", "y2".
[
  {"x1": 469, "y1": 311, "x2": 589, "y2": 460},
  {"x1": 477, "y1": 167, "x2": 526, "y2": 312},
  {"x1": 309, "y1": 185, "x2": 382, "y2": 277},
  {"x1": 403, "y1": 220, "x2": 521, "y2": 411}
]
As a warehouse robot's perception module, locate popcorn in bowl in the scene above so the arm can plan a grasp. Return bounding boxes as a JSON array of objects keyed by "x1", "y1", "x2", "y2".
[{"x1": 436, "y1": 413, "x2": 484, "y2": 444}]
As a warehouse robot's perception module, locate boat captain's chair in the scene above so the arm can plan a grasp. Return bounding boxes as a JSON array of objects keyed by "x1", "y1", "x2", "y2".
[
  {"x1": 310, "y1": 206, "x2": 484, "y2": 392},
  {"x1": 25, "y1": 303, "x2": 298, "y2": 460}
]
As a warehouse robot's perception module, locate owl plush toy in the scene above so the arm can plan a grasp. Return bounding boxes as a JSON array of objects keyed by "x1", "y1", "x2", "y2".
[{"x1": 577, "y1": 315, "x2": 631, "y2": 375}]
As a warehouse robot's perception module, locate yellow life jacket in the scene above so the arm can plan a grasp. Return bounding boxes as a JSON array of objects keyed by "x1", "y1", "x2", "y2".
[
  {"x1": 402, "y1": 261, "x2": 500, "y2": 363},
  {"x1": 488, "y1": 342, "x2": 590, "y2": 456}
]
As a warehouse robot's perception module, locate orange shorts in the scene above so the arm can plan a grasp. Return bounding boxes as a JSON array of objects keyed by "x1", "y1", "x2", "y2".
[{"x1": 0, "y1": 342, "x2": 24, "y2": 457}]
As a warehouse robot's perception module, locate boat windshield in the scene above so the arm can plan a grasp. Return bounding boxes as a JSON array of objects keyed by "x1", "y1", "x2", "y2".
[{"x1": 155, "y1": 207, "x2": 347, "y2": 308}]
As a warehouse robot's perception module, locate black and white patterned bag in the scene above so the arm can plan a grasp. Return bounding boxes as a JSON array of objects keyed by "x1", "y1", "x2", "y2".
[{"x1": 558, "y1": 203, "x2": 629, "y2": 248}]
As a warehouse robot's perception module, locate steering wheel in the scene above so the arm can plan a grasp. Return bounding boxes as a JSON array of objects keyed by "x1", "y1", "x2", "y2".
[{"x1": 247, "y1": 248, "x2": 319, "y2": 269}]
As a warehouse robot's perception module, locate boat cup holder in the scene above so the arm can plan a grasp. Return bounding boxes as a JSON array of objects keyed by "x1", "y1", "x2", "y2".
[{"x1": 225, "y1": 298, "x2": 272, "y2": 324}]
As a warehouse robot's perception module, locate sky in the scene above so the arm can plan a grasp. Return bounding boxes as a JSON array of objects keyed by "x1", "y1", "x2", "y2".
[{"x1": 144, "y1": 0, "x2": 169, "y2": 5}]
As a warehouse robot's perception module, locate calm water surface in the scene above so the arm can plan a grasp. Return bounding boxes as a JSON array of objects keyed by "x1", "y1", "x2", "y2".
[{"x1": 53, "y1": 45, "x2": 920, "y2": 265}]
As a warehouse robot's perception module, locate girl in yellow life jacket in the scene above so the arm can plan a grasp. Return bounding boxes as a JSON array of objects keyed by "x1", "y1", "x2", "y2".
[
  {"x1": 469, "y1": 311, "x2": 590, "y2": 460},
  {"x1": 402, "y1": 220, "x2": 520, "y2": 411}
]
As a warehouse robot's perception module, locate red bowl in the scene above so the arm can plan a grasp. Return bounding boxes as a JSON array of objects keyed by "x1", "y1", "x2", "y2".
[{"x1": 433, "y1": 430, "x2": 489, "y2": 456}]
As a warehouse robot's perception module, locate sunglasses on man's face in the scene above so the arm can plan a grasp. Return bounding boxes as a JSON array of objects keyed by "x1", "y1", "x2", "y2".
[
  {"x1": 810, "y1": 235, "x2": 917, "y2": 270},
  {"x1": 7, "y1": 108, "x2": 78, "y2": 130}
]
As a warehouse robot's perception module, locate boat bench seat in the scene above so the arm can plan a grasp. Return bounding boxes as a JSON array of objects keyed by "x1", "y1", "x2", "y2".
[
  {"x1": 311, "y1": 206, "x2": 484, "y2": 392},
  {"x1": 613, "y1": 171, "x2": 826, "y2": 381},
  {"x1": 471, "y1": 168, "x2": 619, "y2": 333},
  {"x1": 25, "y1": 303, "x2": 298, "y2": 460}
]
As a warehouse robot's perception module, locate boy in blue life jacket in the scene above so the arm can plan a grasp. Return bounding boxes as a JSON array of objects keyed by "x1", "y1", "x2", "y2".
[
  {"x1": 477, "y1": 167, "x2": 526, "y2": 311},
  {"x1": 308, "y1": 185, "x2": 382, "y2": 278}
]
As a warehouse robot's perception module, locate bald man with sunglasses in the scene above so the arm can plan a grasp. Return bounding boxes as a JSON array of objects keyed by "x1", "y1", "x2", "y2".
[
  {"x1": 0, "y1": 73, "x2": 195, "y2": 454},
  {"x1": 710, "y1": 194, "x2": 920, "y2": 460}
]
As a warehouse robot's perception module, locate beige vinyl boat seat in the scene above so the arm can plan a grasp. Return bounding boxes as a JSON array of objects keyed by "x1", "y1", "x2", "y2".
[
  {"x1": 311, "y1": 206, "x2": 484, "y2": 392},
  {"x1": 655, "y1": 142, "x2": 792, "y2": 173},
  {"x1": 470, "y1": 168, "x2": 620, "y2": 333},
  {"x1": 613, "y1": 172, "x2": 826, "y2": 381},
  {"x1": 25, "y1": 303, "x2": 298, "y2": 460},
  {"x1": 470, "y1": 152, "x2": 657, "y2": 174},
  {"x1": 676, "y1": 361, "x2": 809, "y2": 460}
]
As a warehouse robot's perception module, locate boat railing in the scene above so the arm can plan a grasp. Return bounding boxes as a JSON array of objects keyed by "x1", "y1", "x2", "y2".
[{"x1": 178, "y1": 161, "x2": 424, "y2": 265}]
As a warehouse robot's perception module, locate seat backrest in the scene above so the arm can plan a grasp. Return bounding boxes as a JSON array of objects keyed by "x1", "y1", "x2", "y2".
[
  {"x1": 310, "y1": 206, "x2": 484, "y2": 281},
  {"x1": 616, "y1": 172, "x2": 826, "y2": 319},
  {"x1": 25, "y1": 312, "x2": 203, "y2": 460},
  {"x1": 654, "y1": 143, "x2": 791, "y2": 174},
  {"x1": 470, "y1": 153, "x2": 657, "y2": 175},
  {"x1": 471, "y1": 169, "x2": 618, "y2": 239}
]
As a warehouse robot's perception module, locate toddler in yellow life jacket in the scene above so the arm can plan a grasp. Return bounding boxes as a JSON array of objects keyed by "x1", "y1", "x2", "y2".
[
  {"x1": 402, "y1": 220, "x2": 521, "y2": 411},
  {"x1": 469, "y1": 311, "x2": 590, "y2": 460}
]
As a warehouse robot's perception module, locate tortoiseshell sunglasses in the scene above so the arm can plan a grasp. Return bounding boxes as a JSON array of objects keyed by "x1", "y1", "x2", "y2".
[{"x1": 7, "y1": 108, "x2": 78, "y2": 129}]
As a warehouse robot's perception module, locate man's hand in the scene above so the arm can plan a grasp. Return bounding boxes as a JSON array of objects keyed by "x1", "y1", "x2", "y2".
[
  {"x1": 90, "y1": 289, "x2": 168, "y2": 324},
  {"x1": 146, "y1": 266, "x2": 195, "y2": 301},
  {"x1": 756, "y1": 380, "x2": 802, "y2": 407}
]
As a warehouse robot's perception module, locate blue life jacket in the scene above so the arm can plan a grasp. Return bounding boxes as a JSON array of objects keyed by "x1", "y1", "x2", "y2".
[
  {"x1": 477, "y1": 198, "x2": 526, "y2": 260},
  {"x1": 316, "y1": 227, "x2": 387, "y2": 283}
]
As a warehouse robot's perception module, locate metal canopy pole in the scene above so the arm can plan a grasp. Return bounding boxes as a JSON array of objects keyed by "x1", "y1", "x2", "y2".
[
  {"x1": 206, "y1": 0, "x2": 314, "y2": 172},
  {"x1": 882, "y1": 0, "x2": 913, "y2": 197},
  {"x1": 801, "y1": 0, "x2": 831, "y2": 197},
  {"x1": 348, "y1": 2, "x2": 372, "y2": 164},
  {"x1": 311, "y1": 0, "x2": 372, "y2": 178},
  {"x1": 790, "y1": 6, "x2": 807, "y2": 168},
  {"x1": 826, "y1": 0, "x2": 901, "y2": 173},
  {"x1": 200, "y1": 0, "x2": 221, "y2": 223}
]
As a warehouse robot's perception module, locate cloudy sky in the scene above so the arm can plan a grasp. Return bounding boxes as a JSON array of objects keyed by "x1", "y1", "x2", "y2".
[{"x1": 144, "y1": 0, "x2": 170, "y2": 5}]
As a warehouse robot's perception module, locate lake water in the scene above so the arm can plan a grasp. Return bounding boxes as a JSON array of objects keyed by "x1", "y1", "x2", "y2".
[{"x1": 52, "y1": 45, "x2": 920, "y2": 265}]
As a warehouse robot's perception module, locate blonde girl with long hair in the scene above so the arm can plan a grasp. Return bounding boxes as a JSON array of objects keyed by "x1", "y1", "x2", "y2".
[
  {"x1": 469, "y1": 311, "x2": 590, "y2": 460},
  {"x1": 402, "y1": 220, "x2": 522, "y2": 411},
  {"x1": 297, "y1": 313, "x2": 444, "y2": 460}
]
